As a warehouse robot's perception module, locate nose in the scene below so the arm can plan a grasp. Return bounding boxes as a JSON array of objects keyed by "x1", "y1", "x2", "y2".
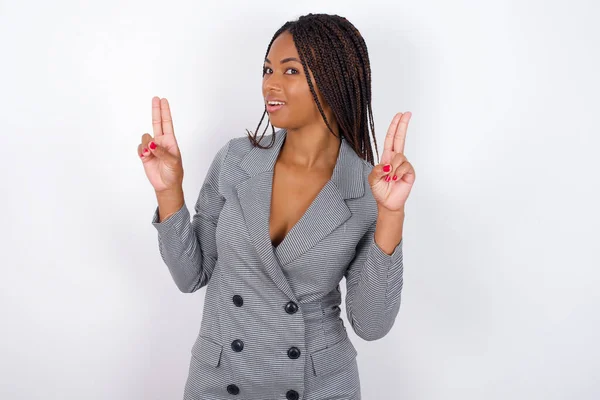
[{"x1": 263, "y1": 72, "x2": 283, "y2": 93}]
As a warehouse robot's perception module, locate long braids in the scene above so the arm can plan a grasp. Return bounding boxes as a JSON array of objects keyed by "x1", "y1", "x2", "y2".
[{"x1": 246, "y1": 13, "x2": 379, "y2": 165}]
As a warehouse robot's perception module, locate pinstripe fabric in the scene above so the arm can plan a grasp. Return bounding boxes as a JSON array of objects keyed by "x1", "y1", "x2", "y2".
[{"x1": 151, "y1": 129, "x2": 404, "y2": 400}]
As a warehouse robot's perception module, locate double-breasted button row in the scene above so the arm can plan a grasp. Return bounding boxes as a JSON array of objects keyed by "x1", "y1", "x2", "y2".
[
  {"x1": 227, "y1": 385, "x2": 298, "y2": 399},
  {"x1": 237, "y1": 295, "x2": 297, "y2": 315},
  {"x1": 235, "y1": 296, "x2": 298, "y2": 315},
  {"x1": 285, "y1": 301, "x2": 301, "y2": 380},
  {"x1": 229, "y1": 296, "x2": 245, "y2": 394},
  {"x1": 232, "y1": 296, "x2": 244, "y2": 354},
  {"x1": 227, "y1": 295, "x2": 301, "y2": 398},
  {"x1": 231, "y1": 341, "x2": 298, "y2": 359}
]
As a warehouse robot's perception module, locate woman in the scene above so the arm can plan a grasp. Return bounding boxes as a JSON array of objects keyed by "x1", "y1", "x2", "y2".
[{"x1": 138, "y1": 13, "x2": 415, "y2": 400}]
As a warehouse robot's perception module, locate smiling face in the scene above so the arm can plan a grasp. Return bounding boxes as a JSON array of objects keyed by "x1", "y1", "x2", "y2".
[{"x1": 262, "y1": 31, "x2": 333, "y2": 131}]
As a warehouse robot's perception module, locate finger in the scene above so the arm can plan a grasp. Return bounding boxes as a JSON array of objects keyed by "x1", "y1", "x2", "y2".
[
  {"x1": 382, "y1": 112, "x2": 403, "y2": 162},
  {"x1": 140, "y1": 146, "x2": 153, "y2": 160},
  {"x1": 393, "y1": 112, "x2": 412, "y2": 155},
  {"x1": 368, "y1": 163, "x2": 393, "y2": 187},
  {"x1": 152, "y1": 96, "x2": 163, "y2": 136},
  {"x1": 139, "y1": 133, "x2": 154, "y2": 159},
  {"x1": 141, "y1": 133, "x2": 153, "y2": 147},
  {"x1": 160, "y1": 98, "x2": 175, "y2": 136},
  {"x1": 392, "y1": 161, "x2": 415, "y2": 183},
  {"x1": 384, "y1": 153, "x2": 406, "y2": 181},
  {"x1": 147, "y1": 136, "x2": 178, "y2": 165}
]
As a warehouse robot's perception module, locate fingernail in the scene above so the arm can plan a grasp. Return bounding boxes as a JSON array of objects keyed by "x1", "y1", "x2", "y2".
[
  {"x1": 392, "y1": 175, "x2": 398, "y2": 181},
  {"x1": 385, "y1": 175, "x2": 391, "y2": 182},
  {"x1": 149, "y1": 141, "x2": 156, "y2": 150},
  {"x1": 383, "y1": 164, "x2": 391, "y2": 173},
  {"x1": 143, "y1": 148, "x2": 149, "y2": 153}
]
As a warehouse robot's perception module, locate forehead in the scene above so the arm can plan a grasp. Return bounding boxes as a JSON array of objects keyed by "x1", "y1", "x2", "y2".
[{"x1": 267, "y1": 31, "x2": 299, "y2": 60}]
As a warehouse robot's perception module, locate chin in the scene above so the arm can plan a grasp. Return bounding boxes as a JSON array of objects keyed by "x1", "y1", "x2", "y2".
[
  {"x1": 268, "y1": 112, "x2": 309, "y2": 132},
  {"x1": 267, "y1": 115, "x2": 290, "y2": 130}
]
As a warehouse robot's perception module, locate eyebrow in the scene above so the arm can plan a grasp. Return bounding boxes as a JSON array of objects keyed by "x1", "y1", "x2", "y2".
[{"x1": 264, "y1": 57, "x2": 301, "y2": 64}]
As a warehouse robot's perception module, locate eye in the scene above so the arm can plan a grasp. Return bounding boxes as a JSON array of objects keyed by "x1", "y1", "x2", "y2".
[
  {"x1": 262, "y1": 66, "x2": 272, "y2": 76},
  {"x1": 285, "y1": 68, "x2": 299, "y2": 75}
]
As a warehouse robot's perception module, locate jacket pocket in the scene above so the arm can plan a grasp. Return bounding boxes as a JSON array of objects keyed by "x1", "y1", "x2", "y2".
[
  {"x1": 310, "y1": 337, "x2": 358, "y2": 377},
  {"x1": 191, "y1": 335, "x2": 223, "y2": 367}
]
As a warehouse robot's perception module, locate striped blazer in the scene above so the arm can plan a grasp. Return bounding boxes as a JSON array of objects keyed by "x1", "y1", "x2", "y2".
[{"x1": 151, "y1": 129, "x2": 404, "y2": 400}]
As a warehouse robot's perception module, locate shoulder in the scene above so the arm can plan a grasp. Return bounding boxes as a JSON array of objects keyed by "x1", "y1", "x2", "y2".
[
  {"x1": 356, "y1": 153, "x2": 376, "y2": 192},
  {"x1": 342, "y1": 149, "x2": 379, "y2": 223},
  {"x1": 360, "y1": 164, "x2": 379, "y2": 222},
  {"x1": 359, "y1": 158, "x2": 374, "y2": 177},
  {"x1": 208, "y1": 132, "x2": 277, "y2": 184},
  {"x1": 221, "y1": 132, "x2": 276, "y2": 161}
]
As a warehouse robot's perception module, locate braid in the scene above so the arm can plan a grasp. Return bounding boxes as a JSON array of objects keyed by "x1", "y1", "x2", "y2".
[{"x1": 246, "y1": 14, "x2": 379, "y2": 165}]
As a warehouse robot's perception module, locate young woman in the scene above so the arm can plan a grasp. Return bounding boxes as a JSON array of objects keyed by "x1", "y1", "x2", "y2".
[{"x1": 138, "y1": 13, "x2": 415, "y2": 400}]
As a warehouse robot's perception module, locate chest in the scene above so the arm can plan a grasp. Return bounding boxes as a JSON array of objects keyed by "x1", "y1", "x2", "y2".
[{"x1": 269, "y1": 164, "x2": 332, "y2": 248}]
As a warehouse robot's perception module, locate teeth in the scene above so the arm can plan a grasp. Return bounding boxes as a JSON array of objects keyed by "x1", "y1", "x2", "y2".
[{"x1": 268, "y1": 101, "x2": 285, "y2": 105}]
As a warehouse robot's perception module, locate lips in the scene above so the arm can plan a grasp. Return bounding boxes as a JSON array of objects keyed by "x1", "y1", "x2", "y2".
[{"x1": 266, "y1": 99, "x2": 286, "y2": 113}]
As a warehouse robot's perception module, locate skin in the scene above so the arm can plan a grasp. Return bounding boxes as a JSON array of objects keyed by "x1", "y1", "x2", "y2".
[
  {"x1": 138, "y1": 30, "x2": 416, "y2": 254},
  {"x1": 263, "y1": 31, "x2": 343, "y2": 246}
]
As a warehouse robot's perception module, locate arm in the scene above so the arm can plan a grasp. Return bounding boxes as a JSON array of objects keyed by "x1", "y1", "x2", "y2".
[
  {"x1": 151, "y1": 140, "x2": 231, "y2": 293},
  {"x1": 344, "y1": 210, "x2": 404, "y2": 341}
]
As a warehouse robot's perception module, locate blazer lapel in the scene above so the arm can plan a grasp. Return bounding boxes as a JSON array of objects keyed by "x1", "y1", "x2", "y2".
[
  {"x1": 273, "y1": 134, "x2": 365, "y2": 266},
  {"x1": 235, "y1": 129, "x2": 365, "y2": 298}
]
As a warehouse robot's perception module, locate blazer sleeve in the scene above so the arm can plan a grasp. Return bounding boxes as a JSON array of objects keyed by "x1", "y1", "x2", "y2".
[
  {"x1": 150, "y1": 139, "x2": 231, "y2": 293},
  {"x1": 344, "y1": 220, "x2": 404, "y2": 341}
]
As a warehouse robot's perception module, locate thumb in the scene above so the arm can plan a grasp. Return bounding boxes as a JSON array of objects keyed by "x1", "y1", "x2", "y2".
[{"x1": 368, "y1": 163, "x2": 392, "y2": 187}]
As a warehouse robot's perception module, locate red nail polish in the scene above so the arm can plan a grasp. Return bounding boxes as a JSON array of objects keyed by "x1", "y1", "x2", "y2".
[
  {"x1": 383, "y1": 165, "x2": 391, "y2": 173},
  {"x1": 385, "y1": 175, "x2": 391, "y2": 182},
  {"x1": 393, "y1": 175, "x2": 398, "y2": 181},
  {"x1": 149, "y1": 141, "x2": 156, "y2": 150},
  {"x1": 143, "y1": 148, "x2": 149, "y2": 153}
]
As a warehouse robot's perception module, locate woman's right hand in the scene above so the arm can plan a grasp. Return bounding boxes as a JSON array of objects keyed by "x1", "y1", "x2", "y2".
[{"x1": 138, "y1": 97, "x2": 184, "y2": 193}]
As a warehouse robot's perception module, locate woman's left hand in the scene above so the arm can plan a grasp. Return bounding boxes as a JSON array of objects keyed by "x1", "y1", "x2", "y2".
[{"x1": 368, "y1": 112, "x2": 416, "y2": 212}]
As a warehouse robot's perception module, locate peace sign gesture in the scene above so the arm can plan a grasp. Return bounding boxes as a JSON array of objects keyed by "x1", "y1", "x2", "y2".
[
  {"x1": 138, "y1": 97, "x2": 184, "y2": 193},
  {"x1": 368, "y1": 112, "x2": 416, "y2": 212}
]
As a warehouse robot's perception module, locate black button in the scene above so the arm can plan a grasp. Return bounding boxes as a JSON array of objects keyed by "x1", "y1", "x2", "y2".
[
  {"x1": 227, "y1": 384, "x2": 240, "y2": 395},
  {"x1": 287, "y1": 347, "x2": 301, "y2": 359},
  {"x1": 285, "y1": 301, "x2": 298, "y2": 314},
  {"x1": 233, "y1": 295, "x2": 243, "y2": 307},
  {"x1": 286, "y1": 389, "x2": 299, "y2": 400},
  {"x1": 231, "y1": 339, "x2": 244, "y2": 352}
]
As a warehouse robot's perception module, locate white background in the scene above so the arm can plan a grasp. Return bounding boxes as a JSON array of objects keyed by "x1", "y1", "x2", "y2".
[{"x1": 1, "y1": 0, "x2": 598, "y2": 399}]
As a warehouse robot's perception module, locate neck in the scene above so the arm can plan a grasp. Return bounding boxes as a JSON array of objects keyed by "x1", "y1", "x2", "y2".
[{"x1": 280, "y1": 123, "x2": 341, "y2": 170}]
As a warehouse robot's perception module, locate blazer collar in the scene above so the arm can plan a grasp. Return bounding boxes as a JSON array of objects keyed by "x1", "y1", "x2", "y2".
[{"x1": 239, "y1": 129, "x2": 365, "y2": 200}]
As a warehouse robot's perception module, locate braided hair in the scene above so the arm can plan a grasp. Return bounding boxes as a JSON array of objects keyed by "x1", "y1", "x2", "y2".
[{"x1": 246, "y1": 13, "x2": 379, "y2": 165}]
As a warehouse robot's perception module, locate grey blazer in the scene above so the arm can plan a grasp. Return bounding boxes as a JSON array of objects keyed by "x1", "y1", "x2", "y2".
[{"x1": 151, "y1": 129, "x2": 404, "y2": 400}]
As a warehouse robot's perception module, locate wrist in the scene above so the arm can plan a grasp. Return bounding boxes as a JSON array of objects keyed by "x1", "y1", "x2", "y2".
[
  {"x1": 156, "y1": 186, "x2": 184, "y2": 200},
  {"x1": 155, "y1": 187, "x2": 185, "y2": 223},
  {"x1": 377, "y1": 205, "x2": 405, "y2": 218}
]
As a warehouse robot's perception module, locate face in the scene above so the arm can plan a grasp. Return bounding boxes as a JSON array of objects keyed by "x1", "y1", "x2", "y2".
[{"x1": 262, "y1": 31, "x2": 333, "y2": 130}]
